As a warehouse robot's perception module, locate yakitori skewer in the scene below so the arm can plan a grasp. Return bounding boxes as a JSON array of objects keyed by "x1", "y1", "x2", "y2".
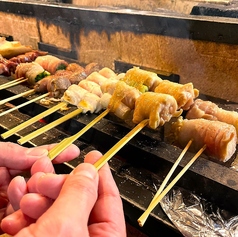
[
  {"x1": 137, "y1": 144, "x2": 206, "y2": 227},
  {"x1": 49, "y1": 83, "x2": 182, "y2": 160},
  {"x1": 17, "y1": 68, "x2": 120, "y2": 146},
  {"x1": 0, "y1": 64, "x2": 80, "y2": 127},
  {"x1": 0, "y1": 74, "x2": 70, "y2": 117},
  {"x1": 48, "y1": 78, "x2": 143, "y2": 160}
]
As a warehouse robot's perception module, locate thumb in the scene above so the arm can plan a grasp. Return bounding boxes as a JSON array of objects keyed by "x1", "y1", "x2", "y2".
[{"x1": 16, "y1": 163, "x2": 99, "y2": 236}]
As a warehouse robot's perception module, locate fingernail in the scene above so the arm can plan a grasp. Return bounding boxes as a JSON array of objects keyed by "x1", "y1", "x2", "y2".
[{"x1": 26, "y1": 147, "x2": 48, "y2": 157}]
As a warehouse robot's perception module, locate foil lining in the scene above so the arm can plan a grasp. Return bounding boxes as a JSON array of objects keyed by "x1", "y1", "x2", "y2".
[{"x1": 160, "y1": 188, "x2": 238, "y2": 237}]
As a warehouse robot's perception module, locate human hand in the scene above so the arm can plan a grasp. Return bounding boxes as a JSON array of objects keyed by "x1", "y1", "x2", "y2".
[
  {"x1": 1, "y1": 150, "x2": 126, "y2": 237},
  {"x1": 0, "y1": 141, "x2": 80, "y2": 230}
]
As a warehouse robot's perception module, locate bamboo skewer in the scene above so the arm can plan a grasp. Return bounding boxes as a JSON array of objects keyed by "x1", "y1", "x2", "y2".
[
  {"x1": 48, "y1": 109, "x2": 110, "y2": 160},
  {"x1": 0, "y1": 78, "x2": 28, "y2": 90},
  {"x1": 93, "y1": 119, "x2": 149, "y2": 170},
  {"x1": 18, "y1": 107, "x2": 83, "y2": 145},
  {"x1": 0, "y1": 77, "x2": 24, "y2": 88},
  {"x1": 1, "y1": 101, "x2": 67, "y2": 139},
  {"x1": 0, "y1": 89, "x2": 35, "y2": 105},
  {"x1": 137, "y1": 144, "x2": 207, "y2": 227},
  {"x1": 136, "y1": 139, "x2": 193, "y2": 226},
  {"x1": 0, "y1": 92, "x2": 50, "y2": 117}
]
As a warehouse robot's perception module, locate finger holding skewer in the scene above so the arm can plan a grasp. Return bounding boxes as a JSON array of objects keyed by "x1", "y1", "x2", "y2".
[{"x1": 48, "y1": 109, "x2": 110, "y2": 160}]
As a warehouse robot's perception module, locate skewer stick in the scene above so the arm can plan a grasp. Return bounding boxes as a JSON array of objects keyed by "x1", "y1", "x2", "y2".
[
  {"x1": 48, "y1": 109, "x2": 110, "y2": 160},
  {"x1": 137, "y1": 144, "x2": 207, "y2": 227},
  {"x1": 0, "y1": 92, "x2": 50, "y2": 117},
  {"x1": 0, "y1": 89, "x2": 35, "y2": 105},
  {"x1": 0, "y1": 77, "x2": 24, "y2": 89},
  {"x1": 136, "y1": 139, "x2": 193, "y2": 226},
  {"x1": 0, "y1": 78, "x2": 28, "y2": 90},
  {"x1": 18, "y1": 107, "x2": 83, "y2": 145},
  {"x1": 1, "y1": 101, "x2": 67, "y2": 139},
  {"x1": 94, "y1": 119, "x2": 149, "y2": 170}
]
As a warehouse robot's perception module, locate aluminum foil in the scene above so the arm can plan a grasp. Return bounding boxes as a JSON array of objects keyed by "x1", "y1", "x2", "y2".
[{"x1": 160, "y1": 188, "x2": 238, "y2": 237}]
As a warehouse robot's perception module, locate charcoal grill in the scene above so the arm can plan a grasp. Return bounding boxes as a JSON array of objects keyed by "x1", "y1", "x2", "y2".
[
  {"x1": 1, "y1": 1, "x2": 238, "y2": 236},
  {"x1": 1, "y1": 66, "x2": 238, "y2": 236}
]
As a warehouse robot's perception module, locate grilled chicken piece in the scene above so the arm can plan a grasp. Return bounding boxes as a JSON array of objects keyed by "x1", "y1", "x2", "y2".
[
  {"x1": 133, "y1": 92, "x2": 182, "y2": 129},
  {"x1": 84, "y1": 62, "x2": 100, "y2": 76},
  {"x1": 35, "y1": 55, "x2": 68, "y2": 74},
  {"x1": 66, "y1": 63, "x2": 85, "y2": 73},
  {"x1": 55, "y1": 68, "x2": 87, "y2": 84},
  {"x1": 154, "y1": 80, "x2": 199, "y2": 110},
  {"x1": 61, "y1": 84, "x2": 102, "y2": 113},
  {"x1": 186, "y1": 99, "x2": 238, "y2": 137},
  {"x1": 15, "y1": 62, "x2": 50, "y2": 85},
  {"x1": 9, "y1": 50, "x2": 48, "y2": 64},
  {"x1": 78, "y1": 80, "x2": 103, "y2": 97},
  {"x1": 99, "y1": 67, "x2": 117, "y2": 79},
  {"x1": 107, "y1": 81, "x2": 142, "y2": 120},
  {"x1": 0, "y1": 55, "x2": 18, "y2": 76},
  {"x1": 34, "y1": 74, "x2": 71, "y2": 98},
  {"x1": 47, "y1": 76, "x2": 71, "y2": 98},
  {"x1": 68, "y1": 70, "x2": 87, "y2": 84},
  {"x1": 100, "y1": 79, "x2": 120, "y2": 95},
  {"x1": 171, "y1": 117, "x2": 237, "y2": 162},
  {"x1": 86, "y1": 71, "x2": 108, "y2": 86},
  {"x1": 122, "y1": 67, "x2": 163, "y2": 92},
  {"x1": 109, "y1": 81, "x2": 141, "y2": 109},
  {"x1": 0, "y1": 51, "x2": 48, "y2": 76}
]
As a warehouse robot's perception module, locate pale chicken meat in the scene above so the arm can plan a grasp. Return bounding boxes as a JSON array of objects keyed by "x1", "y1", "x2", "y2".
[
  {"x1": 133, "y1": 92, "x2": 182, "y2": 129},
  {"x1": 186, "y1": 99, "x2": 238, "y2": 136},
  {"x1": 98, "y1": 67, "x2": 117, "y2": 79},
  {"x1": 61, "y1": 84, "x2": 102, "y2": 113},
  {"x1": 122, "y1": 67, "x2": 163, "y2": 92},
  {"x1": 78, "y1": 80, "x2": 103, "y2": 97},
  {"x1": 171, "y1": 117, "x2": 237, "y2": 162},
  {"x1": 154, "y1": 80, "x2": 199, "y2": 110},
  {"x1": 100, "y1": 79, "x2": 120, "y2": 95},
  {"x1": 86, "y1": 71, "x2": 108, "y2": 86}
]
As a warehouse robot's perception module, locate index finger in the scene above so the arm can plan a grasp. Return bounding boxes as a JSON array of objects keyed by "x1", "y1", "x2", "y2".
[{"x1": 84, "y1": 151, "x2": 126, "y2": 236}]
